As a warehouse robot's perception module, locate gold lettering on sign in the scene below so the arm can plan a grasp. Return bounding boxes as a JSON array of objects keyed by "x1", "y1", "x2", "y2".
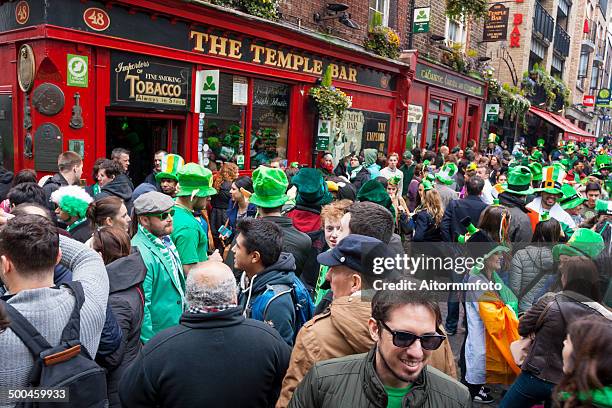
[
  {"x1": 251, "y1": 44, "x2": 265, "y2": 63},
  {"x1": 208, "y1": 35, "x2": 228, "y2": 57},
  {"x1": 277, "y1": 51, "x2": 292, "y2": 69},
  {"x1": 228, "y1": 39, "x2": 242, "y2": 59},
  {"x1": 190, "y1": 31, "x2": 207, "y2": 52}
]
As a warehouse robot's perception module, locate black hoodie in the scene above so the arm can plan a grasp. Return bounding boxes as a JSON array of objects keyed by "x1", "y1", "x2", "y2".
[
  {"x1": 102, "y1": 249, "x2": 147, "y2": 407},
  {"x1": 498, "y1": 192, "x2": 534, "y2": 244},
  {"x1": 95, "y1": 173, "x2": 134, "y2": 214},
  {"x1": 42, "y1": 173, "x2": 69, "y2": 210},
  {"x1": 0, "y1": 166, "x2": 13, "y2": 202}
]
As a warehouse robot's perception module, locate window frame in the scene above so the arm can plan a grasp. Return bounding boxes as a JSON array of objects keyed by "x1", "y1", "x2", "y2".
[{"x1": 369, "y1": 0, "x2": 390, "y2": 26}]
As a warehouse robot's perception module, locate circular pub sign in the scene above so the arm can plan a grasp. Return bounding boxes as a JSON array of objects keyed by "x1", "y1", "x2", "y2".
[
  {"x1": 83, "y1": 7, "x2": 110, "y2": 31},
  {"x1": 15, "y1": 1, "x2": 30, "y2": 25}
]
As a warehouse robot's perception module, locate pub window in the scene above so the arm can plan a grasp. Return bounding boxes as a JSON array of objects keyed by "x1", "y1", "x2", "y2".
[
  {"x1": 425, "y1": 98, "x2": 453, "y2": 152},
  {"x1": 250, "y1": 79, "x2": 290, "y2": 169},
  {"x1": 201, "y1": 73, "x2": 247, "y2": 170},
  {"x1": 445, "y1": 16, "x2": 467, "y2": 49},
  {"x1": 369, "y1": 0, "x2": 389, "y2": 27}
]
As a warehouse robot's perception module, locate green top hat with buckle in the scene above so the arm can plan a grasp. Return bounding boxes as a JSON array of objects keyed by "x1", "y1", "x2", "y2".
[
  {"x1": 291, "y1": 167, "x2": 333, "y2": 207},
  {"x1": 435, "y1": 162, "x2": 458, "y2": 185},
  {"x1": 250, "y1": 166, "x2": 290, "y2": 208},
  {"x1": 553, "y1": 228, "x2": 604, "y2": 260},
  {"x1": 488, "y1": 133, "x2": 498, "y2": 144},
  {"x1": 501, "y1": 165, "x2": 533, "y2": 195},
  {"x1": 560, "y1": 184, "x2": 586, "y2": 210},
  {"x1": 537, "y1": 138, "x2": 545, "y2": 148},
  {"x1": 536, "y1": 166, "x2": 566, "y2": 195},
  {"x1": 155, "y1": 154, "x2": 185, "y2": 182},
  {"x1": 176, "y1": 163, "x2": 217, "y2": 198},
  {"x1": 596, "y1": 199, "x2": 612, "y2": 215},
  {"x1": 596, "y1": 154, "x2": 612, "y2": 172},
  {"x1": 528, "y1": 162, "x2": 543, "y2": 181}
]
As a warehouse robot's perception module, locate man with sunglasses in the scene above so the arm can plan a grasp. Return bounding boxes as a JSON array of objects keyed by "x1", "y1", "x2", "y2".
[
  {"x1": 289, "y1": 290, "x2": 470, "y2": 408},
  {"x1": 132, "y1": 191, "x2": 186, "y2": 344}
]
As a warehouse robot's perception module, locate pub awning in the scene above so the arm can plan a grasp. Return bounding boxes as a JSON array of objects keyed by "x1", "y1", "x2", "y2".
[{"x1": 528, "y1": 106, "x2": 595, "y2": 143}]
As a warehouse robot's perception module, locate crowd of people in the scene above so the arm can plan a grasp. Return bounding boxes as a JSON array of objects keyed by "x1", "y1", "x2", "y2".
[{"x1": 0, "y1": 135, "x2": 610, "y2": 408}]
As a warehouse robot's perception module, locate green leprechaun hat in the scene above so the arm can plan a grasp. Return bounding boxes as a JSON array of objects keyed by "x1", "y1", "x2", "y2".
[
  {"x1": 536, "y1": 166, "x2": 566, "y2": 195},
  {"x1": 357, "y1": 180, "x2": 394, "y2": 217},
  {"x1": 291, "y1": 167, "x2": 333, "y2": 207},
  {"x1": 530, "y1": 150, "x2": 543, "y2": 162},
  {"x1": 487, "y1": 133, "x2": 498, "y2": 144},
  {"x1": 421, "y1": 178, "x2": 434, "y2": 191},
  {"x1": 528, "y1": 162, "x2": 543, "y2": 181},
  {"x1": 435, "y1": 162, "x2": 458, "y2": 185},
  {"x1": 176, "y1": 163, "x2": 217, "y2": 199},
  {"x1": 155, "y1": 154, "x2": 185, "y2": 182},
  {"x1": 537, "y1": 138, "x2": 545, "y2": 148},
  {"x1": 595, "y1": 154, "x2": 612, "y2": 172},
  {"x1": 249, "y1": 166, "x2": 290, "y2": 208},
  {"x1": 596, "y1": 199, "x2": 612, "y2": 215},
  {"x1": 553, "y1": 228, "x2": 604, "y2": 260},
  {"x1": 501, "y1": 165, "x2": 533, "y2": 195},
  {"x1": 559, "y1": 184, "x2": 586, "y2": 210}
]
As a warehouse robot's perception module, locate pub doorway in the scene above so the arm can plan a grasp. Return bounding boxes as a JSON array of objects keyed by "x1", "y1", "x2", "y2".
[{"x1": 106, "y1": 112, "x2": 185, "y2": 186}]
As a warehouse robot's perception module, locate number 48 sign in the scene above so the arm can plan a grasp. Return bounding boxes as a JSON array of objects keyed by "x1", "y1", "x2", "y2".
[{"x1": 83, "y1": 7, "x2": 111, "y2": 32}]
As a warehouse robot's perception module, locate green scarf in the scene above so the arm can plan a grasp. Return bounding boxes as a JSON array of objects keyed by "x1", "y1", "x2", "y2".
[
  {"x1": 66, "y1": 218, "x2": 88, "y2": 233},
  {"x1": 314, "y1": 265, "x2": 330, "y2": 306},
  {"x1": 92, "y1": 183, "x2": 101, "y2": 196},
  {"x1": 471, "y1": 266, "x2": 519, "y2": 317},
  {"x1": 137, "y1": 224, "x2": 185, "y2": 303},
  {"x1": 559, "y1": 386, "x2": 612, "y2": 407}
]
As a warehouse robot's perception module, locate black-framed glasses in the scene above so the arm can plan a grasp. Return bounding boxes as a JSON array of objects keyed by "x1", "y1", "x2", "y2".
[
  {"x1": 146, "y1": 209, "x2": 175, "y2": 220},
  {"x1": 378, "y1": 320, "x2": 445, "y2": 350}
]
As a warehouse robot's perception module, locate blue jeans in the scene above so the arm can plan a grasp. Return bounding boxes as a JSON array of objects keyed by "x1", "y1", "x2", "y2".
[{"x1": 499, "y1": 371, "x2": 555, "y2": 408}]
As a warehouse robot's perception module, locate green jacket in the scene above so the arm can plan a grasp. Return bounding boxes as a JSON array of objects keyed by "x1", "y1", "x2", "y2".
[
  {"x1": 132, "y1": 230, "x2": 186, "y2": 343},
  {"x1": 289, "y1": 348, "x2": 471, "y2": 408}
]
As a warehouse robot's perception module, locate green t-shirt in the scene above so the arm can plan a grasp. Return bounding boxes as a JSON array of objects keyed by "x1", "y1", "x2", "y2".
[
  {"x1": 385, "y1": 384, "x2": 412, "y2": 408},
  {"x1": 314, "y1": 265, "x2": 329, "y2": 306},
  {"x1": 170, "y1": 205, "x2": 208, "y2": 265}
]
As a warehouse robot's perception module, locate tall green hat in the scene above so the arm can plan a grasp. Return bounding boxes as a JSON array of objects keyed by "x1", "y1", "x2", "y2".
[
  {"x1": 553, "y1": 228, "x2": 604, "y2": 260},
  {"x1": 435, "y1": 162, "x2": 458, "y2": 185},
  {"x1": 50, "y1": 185, "x2": 93, "y2": 218},
  {"x1": 559, "y1": 184, "x2": 586, "y2": 210},
  {"x1": 176, "y1": 163, "x2": 217, "y2": 198},
  {"x1": 357, "y1": 180, "x2": 393, "y2": 215},
  {"x1": 595, "y1": 154, "x2": 612, "y2": 172},
  {"x1": 528, "y1": 162, "x2": 543, "y2": 181},
  {"x1": 487, "y1": 133, "x2": 498, "y2": 144},
  {"x1": 155, "y1": 154, "x2": 184, "y2": 182},
  {"x1": 249, "y1": 166, "x2": 289, "y2": 208},
  {"x1": 501, "y1": 165, "x2": 533, "y2": 195},
  {"x1": 291, "y1": 167, "x2": 333, "y2": 206},
  {"x1": 536, "y1": 166, "x2": 566, "y2": 195},
  {"x1": 595, "y1": 199, "x2": 612, "y2": 215},
  {"x1": 537, "y1": 138, "x2": 545, "y2": 148}
]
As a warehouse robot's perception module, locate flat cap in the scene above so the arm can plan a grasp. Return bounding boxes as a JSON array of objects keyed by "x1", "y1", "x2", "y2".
[{"x1": 133, "y1": 191, "x2": 175, "y2": 215}]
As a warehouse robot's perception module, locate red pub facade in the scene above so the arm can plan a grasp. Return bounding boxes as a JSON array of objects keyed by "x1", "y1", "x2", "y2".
[{"x1": 0, "y1": 0, "x2": 412, "y2": 183}]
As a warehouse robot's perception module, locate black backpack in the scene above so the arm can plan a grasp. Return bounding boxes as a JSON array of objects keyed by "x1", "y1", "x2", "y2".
[{"x1": 3, "y1": 281, "x2": 107, "y2": 407}]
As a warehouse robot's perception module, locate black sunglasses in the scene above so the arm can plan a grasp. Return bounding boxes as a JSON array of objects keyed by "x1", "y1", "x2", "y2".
[
  {"x1": 146, "y1": 209, "x2": 175, "y2": 220},
  {"x1": 378, "y1": 320, "x2": 445, "y2": 350}
]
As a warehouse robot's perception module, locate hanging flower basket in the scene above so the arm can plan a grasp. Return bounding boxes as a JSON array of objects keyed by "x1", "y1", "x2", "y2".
[
  {"x1": 309, "y1": 66, "x2": 352, "y2": 120},
  {"x1": 364, "y1": 26, "x2": 401, "y2": 59}
]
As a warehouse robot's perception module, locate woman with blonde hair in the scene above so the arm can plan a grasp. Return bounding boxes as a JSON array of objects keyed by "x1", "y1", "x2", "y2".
[
  {"x1": 386, "y1": 175, "x2": 410, "y2": 236},
  {"x1": 210, "y1": 162, "x2": 239, "y2": 249},
  {"x1": 412, "y1": 179, "x2": 444, "y2": 242}
]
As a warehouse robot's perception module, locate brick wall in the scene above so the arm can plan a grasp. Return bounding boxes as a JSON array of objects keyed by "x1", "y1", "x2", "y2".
[{"x1": 279, "y1": 0, "x2": 410, "y2": 48}]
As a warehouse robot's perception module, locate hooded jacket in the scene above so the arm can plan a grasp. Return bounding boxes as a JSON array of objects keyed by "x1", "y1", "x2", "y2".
[
  {"x1": 262, "y1": 216, "x2": 312, "y2": 277},
  {"x1": 288, "y1": 348, "x2": 470, "y2": 408},
  {"x1": 96, "y1": 173, "x2": 134, "y2": 214},
  {"x1": 498, "y1": 192, "x2": 534, "y2": 244},
  {"x1": 239, "y1": 252, "x2": 298, "y2": 346},
  {"x1": 277, "y1": 295, "x2": 459, "y2": 408},
  {"x1": 102, "y1": 249, "x2": 147, "y2": 407},
  {"x1": 42, "y1": 173, "x2": 70, "y2": 210}
]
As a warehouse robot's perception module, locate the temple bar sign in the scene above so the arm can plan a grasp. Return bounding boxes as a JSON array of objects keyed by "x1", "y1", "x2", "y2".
[
  {"x1": 483, "y1": 3, "x2": 509, "y2": 42},
  {"x1": 189, "y1": 30, "x2": 395, "y2": 91},
  {"x1": 415, "y1": 63, "x2": 484, "y2": 97}
]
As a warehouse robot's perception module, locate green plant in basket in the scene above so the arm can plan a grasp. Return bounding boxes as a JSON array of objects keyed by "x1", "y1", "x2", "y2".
[{"x1": 308, "y1": 66, "x2": 352, "y2": 120}]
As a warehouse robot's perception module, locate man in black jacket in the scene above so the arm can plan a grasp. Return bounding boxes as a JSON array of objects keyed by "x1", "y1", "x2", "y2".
[
  {"x1": 440, "y1": 176, "x2": 488, "y2": 335},
  {"x1": 95, "y1": 160, "x2": 134, "y2": 214},
  {"x1": 42, "y1": 151, "x2": 83, "y2": 211},
  {"x1": 119, "y1": 261, "x2": 291, "y2": 408}
]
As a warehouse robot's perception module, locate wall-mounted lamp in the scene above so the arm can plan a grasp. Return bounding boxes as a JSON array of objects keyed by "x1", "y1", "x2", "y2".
[{"x1": 314, "y1": 3, "x2": 360, "y2": 29}]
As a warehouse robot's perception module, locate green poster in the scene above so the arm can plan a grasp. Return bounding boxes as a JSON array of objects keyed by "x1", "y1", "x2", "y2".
[
  {"x1": 67, "y1": 54, "x2": 88, "y2": 88},
  {"x1": 201, "y1": 95, "x2": 218, "y2": 114}
]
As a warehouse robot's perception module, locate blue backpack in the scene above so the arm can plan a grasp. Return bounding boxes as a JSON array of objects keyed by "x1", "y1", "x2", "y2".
[{"x1": 250, "y1": 276, "x2": 314, "y2": 340}]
